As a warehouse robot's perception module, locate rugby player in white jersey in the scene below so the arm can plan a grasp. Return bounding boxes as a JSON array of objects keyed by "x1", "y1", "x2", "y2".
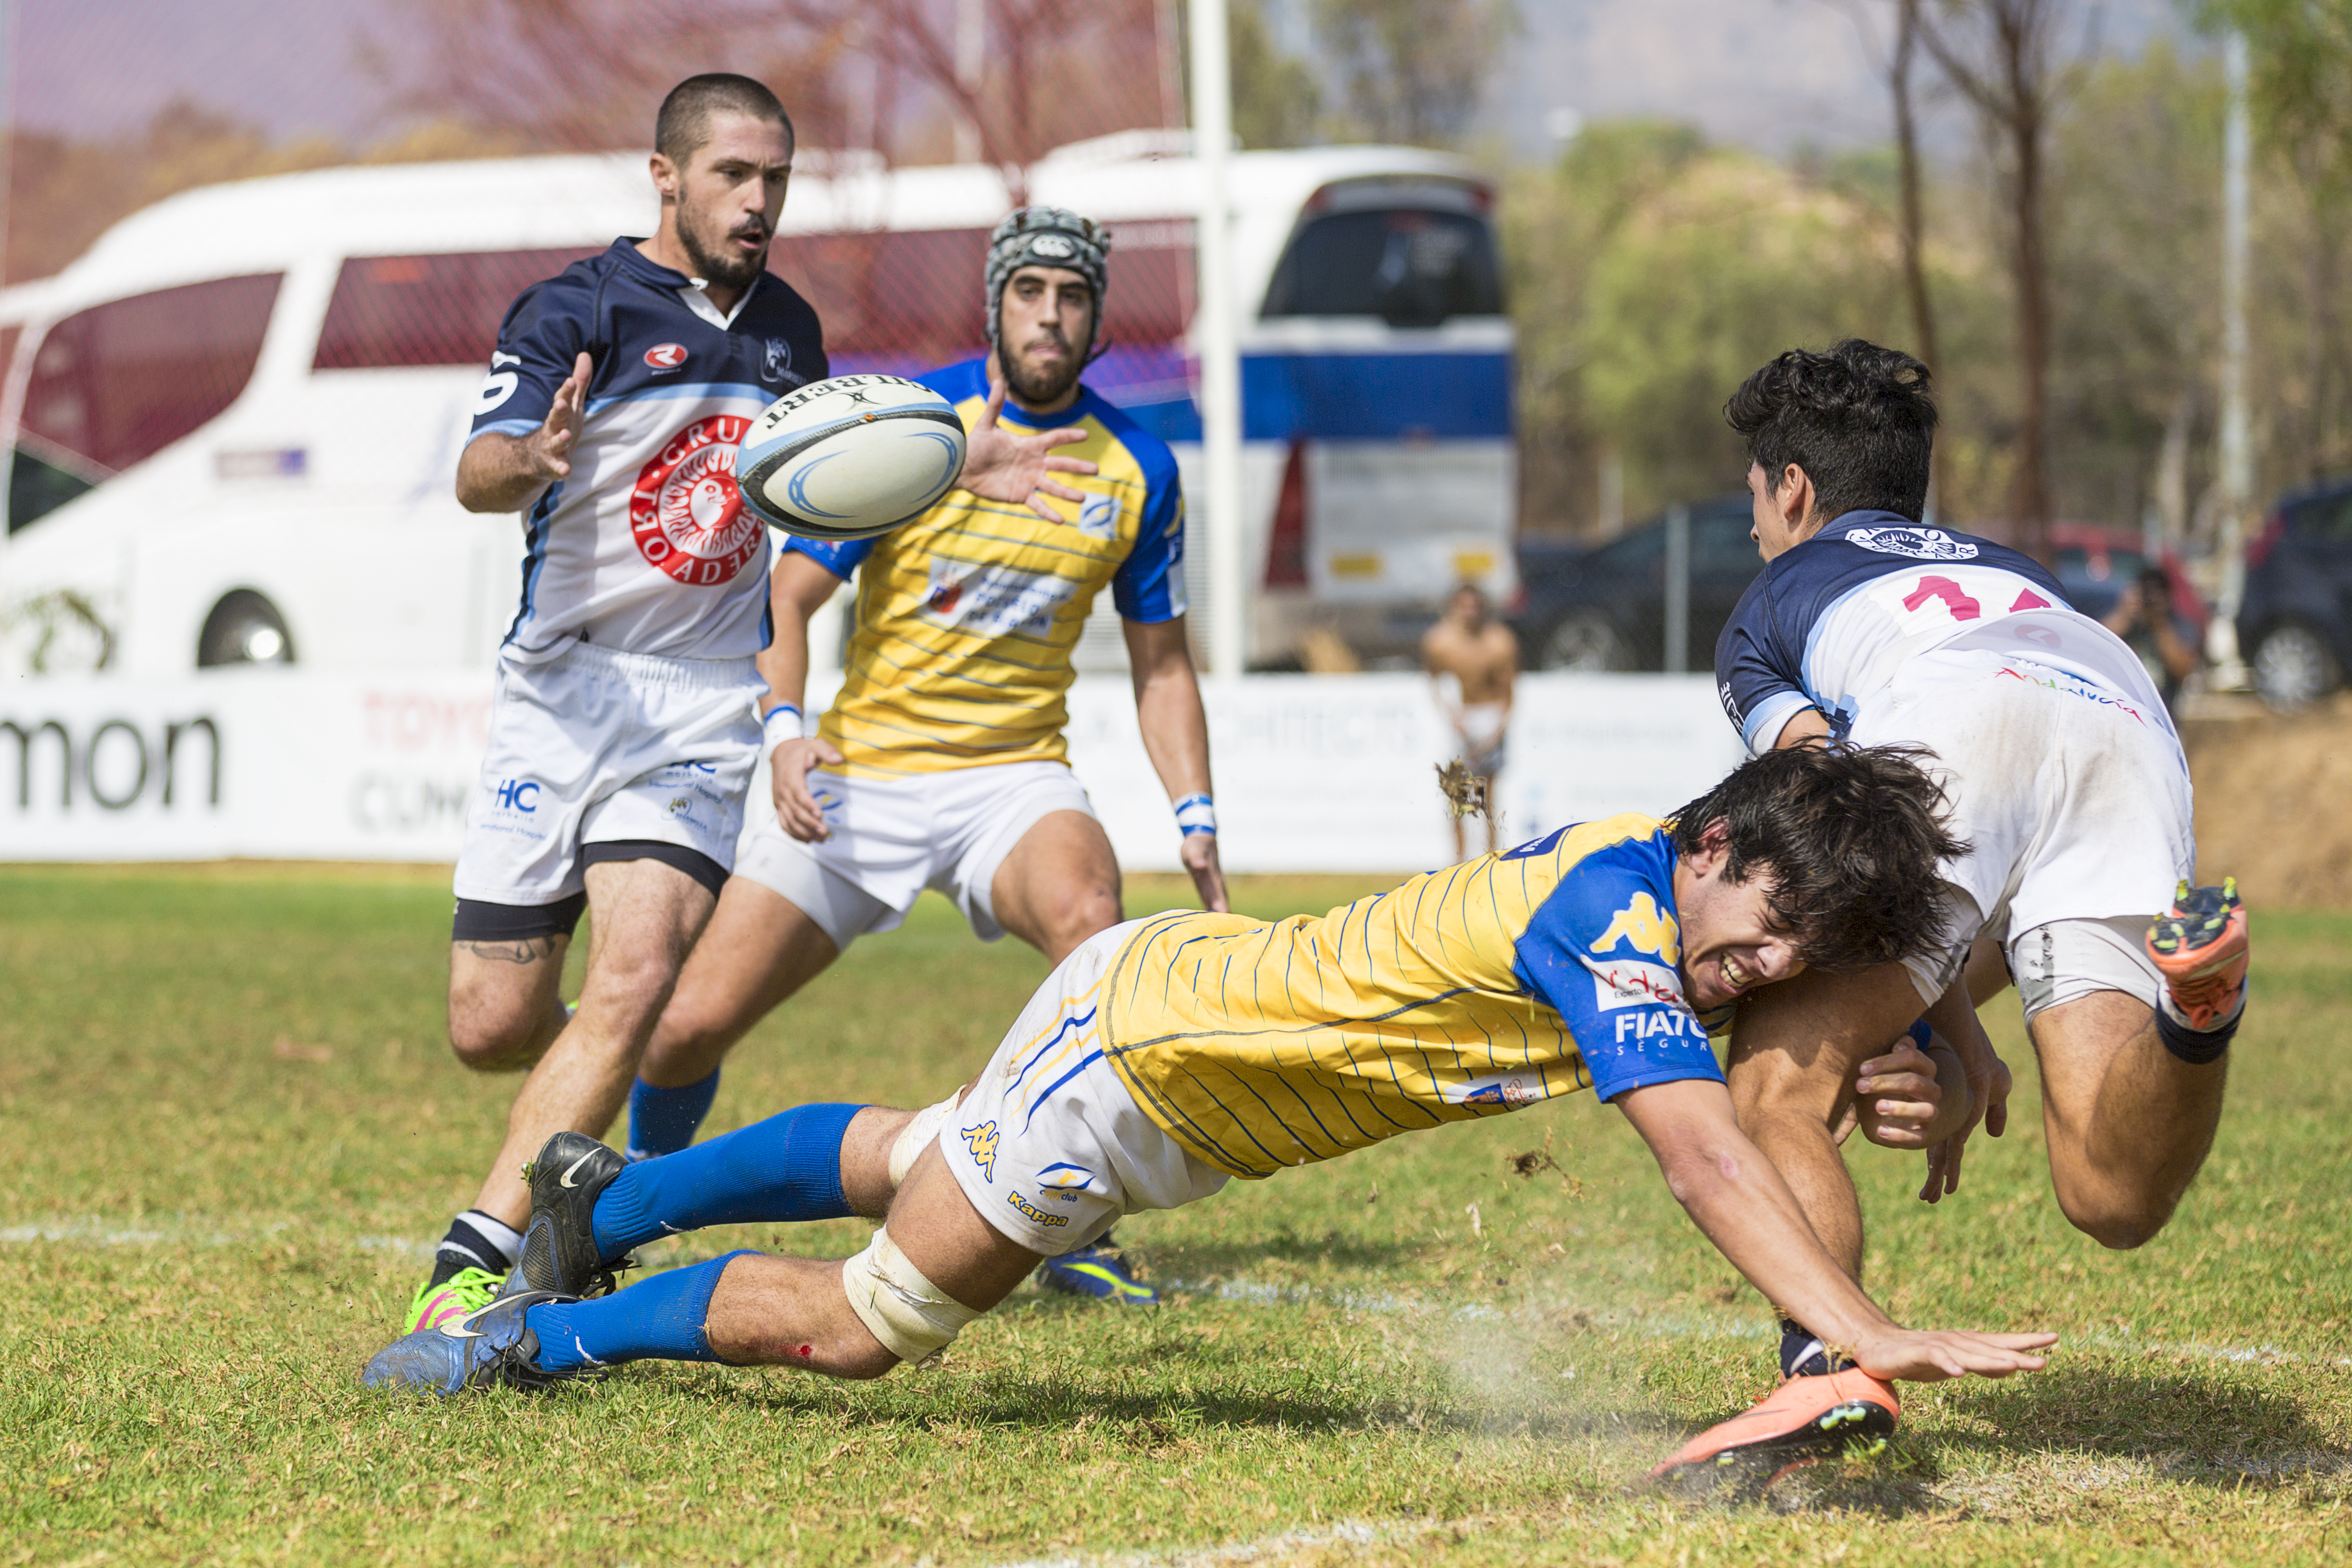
[
  {"x1": 1651, "y1": 340, "x2": 2251, "y2": 1486},
  {"x1": 401, "y1": 78, "x2": 1090, "y2": 1336},
  {"x1": 609, "y1": 207, "x2": 1225, "y2": 1308}
]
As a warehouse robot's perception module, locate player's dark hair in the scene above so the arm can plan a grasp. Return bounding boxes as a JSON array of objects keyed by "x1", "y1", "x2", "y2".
[
  {"x1": 656, "y1": 74, "x2": 794, "y2": 165},
  {"x1": 1725, "y1": 339, "x2": 1936, "y2": 525},
  {"x1": 1669, "y1": 745, "x2": 1966, "y2": 972}
]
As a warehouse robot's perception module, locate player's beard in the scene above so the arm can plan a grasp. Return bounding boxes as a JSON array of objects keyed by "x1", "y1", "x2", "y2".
[
  {"x1": 1000, "y1": 325, "x2": 1088, "y2": 407},
  {"x1": 681, "y1": 211, "x2": 770, "y2": 292}
]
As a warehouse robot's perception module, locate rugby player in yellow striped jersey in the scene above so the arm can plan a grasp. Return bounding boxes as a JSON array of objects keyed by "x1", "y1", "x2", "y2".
[
  {"x1": 368, "y1": 746, "x2": 2059, "y2": 1497},
  {"x1": 620, "y1": 209, "x2": 1221, "y2": 1305}
]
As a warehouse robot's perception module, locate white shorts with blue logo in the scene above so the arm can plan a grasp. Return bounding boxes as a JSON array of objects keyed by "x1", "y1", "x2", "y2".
[
  {"x1": 732, "y1": 758, "x2": 1098, "y2": 949},
  {"x1": 451, "y1": 641, "x2": 762, "y2": 907},
  {"x1": 938, "y1": 919, "x2": 1228, "y2": 1256}
]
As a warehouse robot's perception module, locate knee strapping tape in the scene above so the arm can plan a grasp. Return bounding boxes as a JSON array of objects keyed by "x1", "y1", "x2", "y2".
[
  {"x1": 839, "y1": 1227, "x2": 980, "y2": 1365},
  {"x1": 887, "y1": 1090, "x2": 962, "y2": 1187}
]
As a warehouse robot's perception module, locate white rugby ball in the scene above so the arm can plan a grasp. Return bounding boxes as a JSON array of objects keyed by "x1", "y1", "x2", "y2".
[{"x1": 735, "y1": 374, "x2": 967, "y2": 541}]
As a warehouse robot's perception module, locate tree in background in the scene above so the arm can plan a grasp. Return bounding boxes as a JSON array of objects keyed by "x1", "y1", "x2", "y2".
[
  {"x1": 2203, "y1": 0, "x2": 2352, "y2": 486},
  {"x1": 1231, "y1": 0, "x2": 1322, "y2": 149},
  {"x1": 1919, "y1": 0, "x2": 2092, "y2": 565},
  {"x1": 1312, "y1": 0, "x2": 1517, "y2": 145}
]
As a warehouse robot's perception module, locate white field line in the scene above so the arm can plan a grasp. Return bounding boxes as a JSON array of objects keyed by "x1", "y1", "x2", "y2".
[
  {"x1": 6, "y1": 1221, "x2": 2347, "y2": 1373},
  {"x1": 978, "y1": 1516, "x2": 1406, "y2": 1568}
]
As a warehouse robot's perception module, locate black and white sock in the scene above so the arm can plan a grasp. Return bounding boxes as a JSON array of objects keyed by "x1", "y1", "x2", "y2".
[
  {"x1": 2156, "y1": 983, "x2": 2245, "y2": 1065},
  {"x1": 1778, "y1": 1316, "x2": 1853, "y2": 1378},
  {"x1": 428, "y1": 1210, "x2": 523, "y2": 1289}
]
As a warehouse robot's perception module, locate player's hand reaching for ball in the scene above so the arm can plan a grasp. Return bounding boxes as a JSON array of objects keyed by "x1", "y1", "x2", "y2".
[
  {"x1": 770, "y1": 733, "x2": 846, "y2": 842},
  {"x1": 1848, "y1": 1325, "x2": 2056, "y2": 1384},
  {"x1": 956, "y1": 354, "x2": 1099, "y2": 521},
  {"x1": 1184, "y1": 830, "x2": 1230, "y2": 915}
]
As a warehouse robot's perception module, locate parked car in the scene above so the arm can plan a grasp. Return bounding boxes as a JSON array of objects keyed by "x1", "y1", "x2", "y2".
[
  {"x1": 2238, "y1": 474, "x2": 2352, "y2": 711},
  {"x1": 1510, "y1": 495, "x2": 1760, "y2": 671},
  {"x1": 2044, "y1": 522, "x2": 2210, "y2": 634}
]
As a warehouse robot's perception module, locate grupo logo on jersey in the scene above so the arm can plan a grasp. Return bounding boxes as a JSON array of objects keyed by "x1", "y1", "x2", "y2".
[
  {"x1": 918, "y1": 558, "x2": 1078, "y2": 640},
  {"x1": 629, "y1": 416, "x2": 764, "y2": 586}
]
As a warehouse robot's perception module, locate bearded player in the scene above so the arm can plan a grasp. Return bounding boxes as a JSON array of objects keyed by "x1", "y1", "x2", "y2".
[
  {"x1": 609, "y1": 207, "x2": 1224, "y2": 1310},
  {"x1": 367, "y1": 745, "x2": 2060, "y2": 1499},
  {"x1": 401, "y1": 80, "x2": 1088, "y2": 1338},
  {"x1": 1652, "y1": 340, "x2": 2250, "y2": 1490}
]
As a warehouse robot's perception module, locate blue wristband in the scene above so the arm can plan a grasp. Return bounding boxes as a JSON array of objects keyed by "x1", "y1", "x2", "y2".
[
  {"x1": 1906, "y1": 1018, "x2": 1933, "y2": 1050},
  {"x1": 1173, "y1": 792, "x2": 1216, "y2": 837},
  {"x1": 762, "y1": 705, "x2": 802, "y2": 749}
]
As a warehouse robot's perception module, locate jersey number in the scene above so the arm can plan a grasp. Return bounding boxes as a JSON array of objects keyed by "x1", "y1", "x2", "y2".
[{"x1": 1903, "y1": 574, "x2": 2052, "y2": 621}]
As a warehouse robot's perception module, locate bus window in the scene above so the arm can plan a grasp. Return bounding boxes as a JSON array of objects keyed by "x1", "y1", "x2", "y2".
[
  {"x1": 313, "y1": 249, "x2": 602, "y2": 369},
  {"x1": 11, "y1": 273, "x2": 281, "y2": 534},
  {"x1": 1261, "y1": 209, "x2": 1502, "y2": 327}
]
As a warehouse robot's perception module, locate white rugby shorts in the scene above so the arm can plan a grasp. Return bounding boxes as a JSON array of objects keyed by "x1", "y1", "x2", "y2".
[
  {"x1": 732, "y1": 758, "x2": 1098, "y2": 949},
  {"x1": 1847, "y1": 645, "x2": 2193, "y2": 1006},
  {"x1": 937, "y1": 919, "x2": 1228, "y2": 1255},
  {"x1": 451, "y1": 641, "x2": 761, "y2": 907}
]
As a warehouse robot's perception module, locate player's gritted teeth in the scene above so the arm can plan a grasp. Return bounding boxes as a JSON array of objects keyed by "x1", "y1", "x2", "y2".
[{"x1": 1721, "y1": 953, "x2": 1753, "y2": 995}]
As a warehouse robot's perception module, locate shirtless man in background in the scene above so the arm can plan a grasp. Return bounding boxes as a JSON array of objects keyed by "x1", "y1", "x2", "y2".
[{"x1": 1422, "y1": 583, "x2": 1518, "y2": 858}]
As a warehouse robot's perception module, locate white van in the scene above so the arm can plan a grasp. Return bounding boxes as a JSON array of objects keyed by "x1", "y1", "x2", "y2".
[{"x1": 0, "y1": 134, "x2": 1514, "y2": 678}]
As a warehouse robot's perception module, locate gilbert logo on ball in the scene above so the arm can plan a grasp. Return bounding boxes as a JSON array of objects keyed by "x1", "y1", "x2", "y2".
[
  {"x1": 630, "y1": 416, "x2": 764, "y2": 586},
  {"x1": 735, "y1": 374, "x2": 967, "y2": 542},
  {"x1": 644, "y1": 342, "x2": 688, "y2": 371}
]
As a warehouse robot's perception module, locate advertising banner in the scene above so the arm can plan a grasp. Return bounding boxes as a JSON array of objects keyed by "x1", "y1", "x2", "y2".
[{"x1": 0, "y1": 671, "x2": 1743, "y2": 872}]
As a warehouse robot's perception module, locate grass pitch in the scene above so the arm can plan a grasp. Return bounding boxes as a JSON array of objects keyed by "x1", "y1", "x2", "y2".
[{"x1": 2, "y1": 864, "x2": 2347, "y2": 1566}]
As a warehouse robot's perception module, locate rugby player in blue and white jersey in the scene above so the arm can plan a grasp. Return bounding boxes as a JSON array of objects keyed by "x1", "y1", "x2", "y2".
[
  {"x1": 1653, "y1": 341, "x2": 2251, "y2": 1485},
  {"x1": 400, "y1": 76, "x2": 1088, "y2": 1337}
]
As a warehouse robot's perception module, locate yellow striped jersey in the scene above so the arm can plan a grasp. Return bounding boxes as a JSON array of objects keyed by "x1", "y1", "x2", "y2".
[
  {"x1": 1099, "y1": 815, "x2": 1726, "y2": 1180},
  {"x1": 781, "y1": 357, "x2": 1185, "y2": 778}
]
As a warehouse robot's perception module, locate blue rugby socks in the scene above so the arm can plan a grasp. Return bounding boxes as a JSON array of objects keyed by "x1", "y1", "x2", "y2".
[
  {"x1": 529, "y1": 1251, "x2": 754, "y2": 1371},
  {"x1": 627, "y1": 1070, "x2": 722, "y2": 1160},
  {"x1": 591, "y1": 1102, "x2": 865, "y2": 1259}
]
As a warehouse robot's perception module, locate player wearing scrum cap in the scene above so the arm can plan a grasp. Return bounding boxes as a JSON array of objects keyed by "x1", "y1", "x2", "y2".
[
  {"x1": 400, "y1": 80, "x2": 1085, "y2": 1339},
  {"x1": 612, "y1": 207, "x2": 1226, "y2": 1308}
]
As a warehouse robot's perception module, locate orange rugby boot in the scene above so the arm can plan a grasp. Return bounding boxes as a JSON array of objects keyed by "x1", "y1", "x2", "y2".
[
  {"x1": 2146, "y1": 878, "x2": 2250, "y2": 1031},
  {"x1": 1648, "y1": 1368, "x2": 1899, "y2": 1502}
]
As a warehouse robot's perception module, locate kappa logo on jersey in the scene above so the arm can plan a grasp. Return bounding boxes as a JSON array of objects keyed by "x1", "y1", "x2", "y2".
[
  {"x1": 1846, "y1": 525, "x2": 1979, "y2": 561},
  {"x1": 643, "y1": 342, "x2": 688, "y2": 371},
  {"x1": 1075, "y1": 492, "x2": 1121, "y2": 541},
  {"x1": 920, "y1": 558, "x2": 1080, "y2": 640},
  {"x1": 1592, "y1": 892, "x2": 1680, "y2": 963},
  {"x1": 629, "y1": 416, "x2": 764, "y2": 586},
  {"x1": 1589, "y1": 957, "x2": 1685, "y2": 1012},
  {"x1": 961, "y1": 1120, "x2": 1001, "y2": 1182},
  {"x1": 761, "y1": 337, "x2": 793, "y2": 383}
]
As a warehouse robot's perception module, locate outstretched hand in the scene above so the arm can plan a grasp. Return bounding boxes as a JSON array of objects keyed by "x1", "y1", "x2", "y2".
[
  {"x1": 527, "y1": 351, "x2": 592, "y2": 480},
  {"x1": 1850, "y1": 1326, "x2": 2056, "y2": 1383},
  {"x1": 955, "y1": 353, "x2": 1098, "y2": 521}
]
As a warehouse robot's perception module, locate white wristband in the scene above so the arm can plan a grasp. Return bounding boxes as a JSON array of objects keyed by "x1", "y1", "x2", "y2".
[
  {"x1": 1173, "y1": 792, "x2": 1216, "y2": 837},
  {"x1": 762, "y1": 705, "x2": 802, "y2": 749}
]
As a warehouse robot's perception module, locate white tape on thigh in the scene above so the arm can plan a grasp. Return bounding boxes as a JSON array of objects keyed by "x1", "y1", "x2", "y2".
[
  {"x1": 888, "y1": 1091, "x2": 962, "y2": 1187},
  {"x1": 839, "y1": 1226, "x2": 980, "y2": 1365}
]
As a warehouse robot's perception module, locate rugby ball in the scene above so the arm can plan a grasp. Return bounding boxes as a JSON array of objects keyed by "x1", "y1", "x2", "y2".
[{"x1": 735, "y1": 375, "x2": 967, "y2": 541}]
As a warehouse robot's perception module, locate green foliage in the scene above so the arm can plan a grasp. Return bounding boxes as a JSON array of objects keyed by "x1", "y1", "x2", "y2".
[
  {"x1": 4, "y1": 866, "x2": 2351, "y2": 1562},
  {"x1": 1312, "y1": 0, "x2": 1520, "y2": 146},
  {"x1": 1231, "y1": 0, "x2": 1322, "y2": 150}
]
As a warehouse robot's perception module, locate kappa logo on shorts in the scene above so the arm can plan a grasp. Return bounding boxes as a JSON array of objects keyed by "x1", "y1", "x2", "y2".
[
  {"x1": 961, "y1": 1120, "x2": 1000, "y2": 1182},
  {"x1": 1007, "y1": 1190, "x2": 1071, "y2": 1228},
  {"x1": 1845, "y1": 526, "x2": 1979, "y2": 561},
  {"x1": 630, "y1": 416, "x2": 764, "y2": 586},
  {"x1": 1592, "y1": 892, "x2": 1680, "y2": 964}
]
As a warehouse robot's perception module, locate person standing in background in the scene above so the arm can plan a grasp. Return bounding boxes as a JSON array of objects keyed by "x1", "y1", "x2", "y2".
[
  {"x1": 1423, "y1": 583, "x2": 1518, "y2": 859},
  {"x1": 2103, "y1": 566, "x2": 2201, "y2": 716}
]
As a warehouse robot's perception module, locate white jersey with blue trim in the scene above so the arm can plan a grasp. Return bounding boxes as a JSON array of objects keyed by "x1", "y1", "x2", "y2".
[
  {"x1": 1714, "y1": 511, "x2": 2163, "y2": 753},
  {"x1": 468, "y1": 240, "x2": 828, "y2": 663}
]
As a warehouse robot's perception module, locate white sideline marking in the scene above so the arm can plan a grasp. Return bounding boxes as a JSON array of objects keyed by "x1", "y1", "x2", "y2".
[{"x1": 983, "y1": 1517, "x2": 1396, "y2": 1568}]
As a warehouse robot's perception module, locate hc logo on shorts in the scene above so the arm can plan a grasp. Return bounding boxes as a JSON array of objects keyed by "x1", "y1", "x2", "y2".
[{"x1": 494, "y1": 779, "x2": 541, "y2": 812}]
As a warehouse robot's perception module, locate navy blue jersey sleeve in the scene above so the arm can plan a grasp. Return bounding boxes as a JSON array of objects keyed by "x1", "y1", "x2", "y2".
[
  {"x1": 780, "y1": 533, "x2": 875, "y2": 581},
  {"x1": 468, "y1": 267, "x2": 597, "y2": 444},
  {"x1": 1112, "y1": 433, "x2": 1187, "y2": 623},
  {"x1": 1509, "y1": 839, "x2": 1723, "y2": 1102},
  {"x1": 1714, "y1": 572, "x2": 1817, "y2": 755}
]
